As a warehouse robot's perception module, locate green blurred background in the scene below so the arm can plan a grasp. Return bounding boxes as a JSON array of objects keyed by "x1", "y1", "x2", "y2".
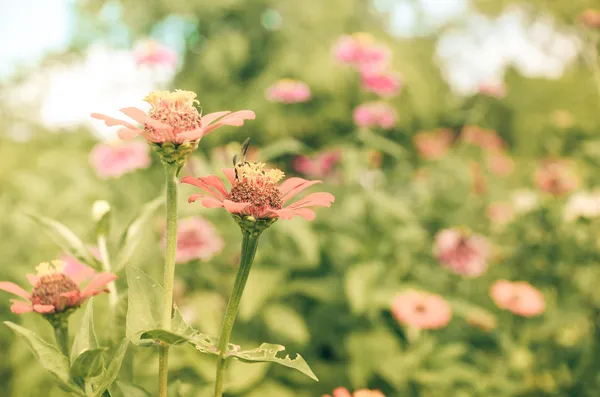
[{"x1": 2, "y1": 0, "x2": 600, "y2": 396}]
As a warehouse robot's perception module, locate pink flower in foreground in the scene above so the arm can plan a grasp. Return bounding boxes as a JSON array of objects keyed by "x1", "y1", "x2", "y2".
[
  {"x1": 133, "y1": 39, "x2": 179, "y2": 68},
  {"x1": 490, "y1": 280, "x2": 545, "y2": 317},
  {"x1": 166, "y1": 217, "x2": 224, "y2": 264},
  {"x1": 361, "y1": 68, "x2": 402, "y2": 97},
  {"x1": 323, "y1": 387, "x2": 386, "y2": 397},
  {"x1": 333, "y1": 33, "x2": 391, "y2": 68},
  {"x1": 391, "y1": 290, "x2": 452, "y2": 330},
  {"x1": 535, "y1": 159, "x2": 579, "y2": 196},
  {"x1": 353, "y1": 102, "x2": 398, "y2": 129},
  {"x1": 461, "y1": 125, "x2": 504, "y2": 151},
  {"x1": 90, "y1": 140, "x2": 151, "y2": 179},
  {"x1": 266, "y1": 79, "x2": 311, "y2": 104},
  {"x1": 91, "y1": 90, "x2": 255, "y2": 144},
  {"x1": 435, "y1": 228, "x2": 490, "y2": 277},
  {"x1": 292, "y1": 151, "x2": 340, "y2": 179},
  {"x1": 580, "y1": 9, "x2": 600, "y2": 29},
  {"x1": 413, "y1": 129, "x2": 454, "y2": 160},
  {"x1": 182, "y1": 162, "x2": 334, "y2": 221},
  {"x1": 0, "y1": 260, "x2": 116, "y2": 315}
]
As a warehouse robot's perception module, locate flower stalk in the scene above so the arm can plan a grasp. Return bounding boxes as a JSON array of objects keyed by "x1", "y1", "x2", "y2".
[{"x1": 53, "y1": 322, "x2": 70, "y2": 357}]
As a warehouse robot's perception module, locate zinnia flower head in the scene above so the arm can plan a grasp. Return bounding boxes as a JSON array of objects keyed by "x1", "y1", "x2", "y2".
[
  {"x1": 391, "y1": 290, "x2": 452, "y2": 330},
  {"x1": 323, "y1": 387, "x2": 386, "y2": 397},
  {"x1": 360, "y1": 67, "x2": 402, "y2": 97},
  {"x1": 166, "y1": 217, "x2": 224, "y2": 264},
  {"x1": 413, "y1": 128, "x2": 453, "y2": 160},
  {"x1": 90, "y1": 140, "x2": 151, "y2": 179},
  {"x1": 333, "y1": 32, "x2": 391, "y2": 68},
  {"x1": 133, "y1": 39, "x2": 179, "y2": 69},
  {"x1": 353, "y1": 102, "x2": 398, "y2": 129},
  {"x1": 292, "y1": 150, "x2": 340, "y2": 179},
  {"x1": 535, "y1": 159, "x2": 579, "y2": 196},
  {"x1": 434, "y1": 228, "x2": 490, "y2": 277},
  {"x1": 0, "y1": 260, "x2": 116, "y2": 317},
  {"x1": 580, "y1": 9, "x2": 600, "y2": 29},
  {"x1": 266, "y1": 79, "x2": 311, "y2": 103},
  {"x1": 490, "y1": 280, "x2": 545, "y2": 317}
]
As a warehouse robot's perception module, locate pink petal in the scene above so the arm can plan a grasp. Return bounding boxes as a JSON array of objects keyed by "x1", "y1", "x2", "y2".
[
  {"x1": 223, "y1": 200, "x2": 250, "y2": 213},
  {"x1": 291, "y1": 208, "x2": 316, "y2": 220},
  {"x1": 201, "y1": 111, "x2": 232, "y2": 126},
  {"x1": 0, "y1": 282, "x2": 31, "y2": 300},
  {"x1": 60, "y1": 291, "x2": 80, "y2": 307},
  {"x1": 198, "y1": 175, "x2": 229, "y2": 197},
  {"x1": 222, "y1": 168, "x2": 236, "y2": 185},
  {"x1": 275, "y1": 208, "x2": 295, "y2": 220},
  {"x1": 287, "y1": 192, "x2": 335, "y2": 209},
  {"x1": 201, "y1": 110, "x2": 256, "y2": 137},
  {"x1": 120, "y1": 107, "x2": 171, "y2": 130},
  {"x1": 280, "y1": 179, "x2": 323, "y2": 202},
  {"x1": 81, "y1": 273, "x2": 118, "y2": 298},
  {"x1": 202, "y1": 197, "x2": 226, "y2": 208},
  {"x1": 182, "y1": 176, "x2": 226, "y2": 200},
  {"x1": 176, "y1": 128, "x2": 204, "y2": 141},
  {"x1": 333, "y1": 388, "x2": 352, "y2": 397},
  {"x1": 26, "y1": 274, "x2": 39, "y2": 286},
  {"x1": 10, "y1": 300, "x2": 33, "y2": 314},
  {"x1": 188, "y1": 193, "x2": 205, "y2": 203},
  {"x1": 117, "y1": 128, "x2": 141, "y2": 140},
  {"x1": 33, "y1": 304, "x2": 56, "y2": 314},
  {"x1": 91, "y1": 113, "x2": 138, "y2": 130}
]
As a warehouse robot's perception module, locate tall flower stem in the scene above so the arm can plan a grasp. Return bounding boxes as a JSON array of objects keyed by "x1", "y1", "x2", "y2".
[
  {"x1": 98, "y1": 235, "x2": 118, "y2": 308},
  {"x1": 53, "y1": 323, "x2": 70, "y2": 357},
  {"x1": 214, "y1": 232, "x2": 261, "y2": 397},
  {"x1": 158, "y1": 163, "x2": 179, "y2": 397}
]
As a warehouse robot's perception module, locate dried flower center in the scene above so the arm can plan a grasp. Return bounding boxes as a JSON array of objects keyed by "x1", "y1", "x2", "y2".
[
  {"x1": 414, "y1": 302, "x2": 428, "y2": 314},
  {"x1": 144, "y1": 90, "x2": 202, "y2": 138},
  {"x1": 228, "y1": 162, "x2": 284, "y2": 212},
  {"x1": 31, "y1": 274, "x2": 79, "y2": 308}
]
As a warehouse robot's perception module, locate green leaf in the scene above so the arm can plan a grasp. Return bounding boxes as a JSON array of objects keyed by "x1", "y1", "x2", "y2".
[
  {"x1": 70, "y1": 348, "x2": 106, "y2": 379},
  {"x1": 92, "y1": 339, "x2": 129, "y2": 397},
  {"x1": 139, "y1": 329, "x2": 190, "y2": 346},
  {"x1": 229, "y1": 343, "x2": 318, "y2": 381},
  {"x1": 344, "y1": 262, "x2": 384, "y2": 314},
  {"x1": 188, "y1": 333, "x2": 219, "y2": 355},
  {"x1": 262, "y1": 304, "x2": 310, "y2": 345},
  {"x1": 239, "y1": 268, "x2": 286, "y2": 321},
  {"x1": 71, "y1": 300, "x2": 98, "y2": 362},
  {"x1": 116, "y1": 197, "x2": 163, "y2": 271},
  {"x1": 259, "y1": 138, "x2": 306, "y2": 161},
  {"x1": 24, "y1": 212, "x2": 99, "y2": 270},
  {"x1": 116, "y1": 381, "x2": 151, "y2": 397},
  {"x1": 4, "y1": 321, "x2": 84, "y2": 395},
  {"x1": 357, "y1": 129, "x2": 406, "y2": 159}
]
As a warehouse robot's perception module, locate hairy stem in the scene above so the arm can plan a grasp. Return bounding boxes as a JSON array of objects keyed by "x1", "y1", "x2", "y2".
[{"x1": 53, "y1": 323, "x2": 70, "y2": 357}]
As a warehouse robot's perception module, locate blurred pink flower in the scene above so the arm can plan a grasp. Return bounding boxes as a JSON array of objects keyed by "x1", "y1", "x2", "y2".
[
  {"x1": 535, "y1": 159, "x2": 579, "y2": 196},
  {"x1": 487, "y1": 150, "x2": 514, "y2": 177},
  {"x1": 490, "y1": 280, "x2": 545, "y2": 317},
  {"x1": 92, "y1": 90, "x2": 255, "y2": 144},
  {"x1": 353, "y1": 102, "x2": 398, "y2": 129},
  {"x1": 324, "y1": 387, "x2": 386, "y2": 397},
  {"x1": 580, "y1": 9, "x2": 600, "y2": 29},
  {"x1": 487, "y1": 202, "x2": 514, "y2": 226},
  {"x1": 435, "y1": 228, "x2": 490, "y2": 277},
  {"x1": 469, "y1": 161, "x2": 487, "y2": 195},
  {"x1": 0, "y1": 260, "x2": 116, "y2": 315},
  {"x1": 266, "y1": 79, "x2": 311, "y2": 103},
  {"x1": 413, "y1": 129, "x2": 453, "y2": 160},
  {"x1": 478, "y1": 81, "x2": 506, "y2": 98},
  {"x1": 333, "y1": 33, "x2": 391, "y2": 68},
  {"x1": 166, "y1": 217, "x2": 224, "y2": 264},
  {"x1": 391, "y1": 290, "x2": 452, "y2": 330},
  {"x1": 133, "y1": 39, "x2": 179, "y2": 68},
  {"x1": 461, "y1": 126, "x2": 504, "y2": 151},
  {"x1": 360, "y1": 67, "x2": 402, "y2": 97},
  {"x1": 90, "y1": 140, "x2": 151, "y2": 179},
  {"x1": 292, "y1": 151, "x2": 340, "y2": 179}
]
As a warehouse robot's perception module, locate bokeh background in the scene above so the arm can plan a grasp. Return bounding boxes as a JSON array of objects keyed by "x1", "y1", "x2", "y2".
[{"x1": 2, "y1": 0, "x2": 600, "y2": 396}]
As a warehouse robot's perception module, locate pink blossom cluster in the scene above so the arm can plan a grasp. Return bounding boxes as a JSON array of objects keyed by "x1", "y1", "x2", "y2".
[
  {"x1": 266, "y1": 79, "x2": 312, "y2": 104},
  {"x1": 324, "y1": 387, "x2": 386, "y2": 397},
  {"x1": 353, "y1": 102, "x2": 398, "y2": 129},
  {"x1": 490, "y1": 280, "x2": 545, "y2": 317},
  {"x1": 165, "y1": 217, "x2": 224, "y2": 264},
  {"x1": 434, "y1": 228, "x2": 490, "y2": 278},
  {"x1": 292, "y1": 150, "x2": 340, "y2": 179},
  {"x1": 133, "y1": 39, "x2": 179, "y2": 69},
  {"x1": 90, "y1": 140, "x2": 151, "y2": 179}
]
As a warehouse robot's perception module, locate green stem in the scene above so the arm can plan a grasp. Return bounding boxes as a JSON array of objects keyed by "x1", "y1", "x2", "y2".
[
  {"x1": 53, "y1": 323, "x2": 70, "y2": 357},
  {"x1": 98, "y1": 234, "x2": 118, "y2": 308},
  {"x1": 214, "y1": 233, "x2": 261, "y2": 397},
  {"x1": 158, "y1": 164, "x2": 179, "y2": 397}
]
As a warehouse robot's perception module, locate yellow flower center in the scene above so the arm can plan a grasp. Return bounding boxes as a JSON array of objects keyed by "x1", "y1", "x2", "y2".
[
  {"x1": 235, "y1": 162, "x2": 284, "y2": 184},
  {"x1": 144, "y1": 90, "x2": 199, "y2": 110},
  {"x1": 36, "y1": 260, "x2": 66, "y2": 277}
]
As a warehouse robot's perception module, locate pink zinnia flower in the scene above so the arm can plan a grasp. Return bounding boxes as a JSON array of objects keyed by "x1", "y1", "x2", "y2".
[
  {"x1": 353, "y1": 102, "x2": 398, "y2": 129},
  {"x1": 323, "y1": 387, "x2": 386, "y2": 397},
  {"x1": 166, "y1": 217, "x2": 224, "y2": 264},
  {"x1": 266, "y1": 79, "x2": 311, "y2": 104},
  {"x1": 0, "y1": 260, "x2": 116, "y2": 315},
  {"x1": 434, "y1": 228, "x2": 490, "y2": 278},
  {"x1": 90, "y1": 140, "x2": 151, "y2": 179},
  {"x1": 360, "y1": 67, "x2": 402, "y2": 97},
  {"x1": 391, "y1": 290, "x2": 452, "y2": 330},
  {"x1": 133, "y1": 39, "x2": 179, "y2": 69},
  {"x1": 580, "y1": 9, "x2": 600, "y2": 28},
  {"x1": 461, "y1": 126, "x2": 504, "y2": 151},
  {"x1": 91, "y1": 90, "x2": 255, "y2": 144},
  {"x1": 490, "y1": 280, "x2": 545, "y2": 317},
  {"x1": 535, "y1": 159, "x2": 579, "y2": 196},
  {"x1": 182, "y1": 162, "x2": 334, "y2": 221},
  {"x1": 333, "y1": 33, "x2": 391, "y2": 68},
  {"x1": 487, "y1": 150, "x2": 514, "y2": 177},
  {"x1": 292, "y1": 151, "x2": 340, "y2": 179},
  {"x1": 413, "y1": 129, "x2": 453, "y2": 160}
]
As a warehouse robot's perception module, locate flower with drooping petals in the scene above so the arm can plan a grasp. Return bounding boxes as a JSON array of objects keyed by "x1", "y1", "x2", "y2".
[
  {"x1": 461, "y1": 125, "x2": 504, "y2": 151},
  {"x1": 563, "y1": 191, "x2": 600, "y2": 222},
  {"x1": 487, "y1": 202, "x2": 514, "y2": 227},
  {"x1": 0, "y1": 260, "x2": 116, "y2": 316},
  {"x1": 353, "y1": 102, "x2": 398, "y2": 129},
  {"x1": 490, "y1": 280, "x2": 545, "y2": 317},
  {"x1": 534, "y1": 159, "x2": 579, "y2": 196},
  {"x1": 333, "y1": 33, "x2": 391, "y2": 68},
  {"x1": 165, "y1": 217, "x2": 224, "y2": 264},
  {"x1": 91, "y1": 90, "x2": 255, "y2": 145},
  {"x1": 434, "y1": 228, "x2": 490, "y2": 277},
  {"x1": 487, "y1": 150, "x2": 514, "y2": 176},
  {"x1": 323, "y1": 387, "x2": 386, "y2": 397},
  {"x1": 292, "y1": 150, "x2": 340, "y2": 179},
  {"x1": 579, "y1": 9, "x2": 600, "y2": 29},
  {"x1": 391, "y1": 290, "x2": 452, "y2": 330},
  {"x1": 360, "y1": 67, "x2": 402, "y2": 97},
  {"x1": 133, "y1": 39, "x2": 179, "y2": 69},
  {"x1": 182, "y1": 161, "x2": 334, "y2": 224},
  {"x1": 90, "y1": 140, "x2": 151, "y2": 179},
  {"x1": 413, "y1": 129, "x2": 454, "y2": 160},
  {"x1": 266, "y1": 79, "x2": 311, "y2": 103}
]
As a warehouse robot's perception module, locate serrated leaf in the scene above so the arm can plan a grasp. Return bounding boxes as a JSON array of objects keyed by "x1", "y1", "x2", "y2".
[
  {"x1": 71, "y1": 300, "x2": 98, "y2": 362},
  {"x1": 229, "y1": 343, "x2": 318, "y2": 381},
  {"x1": 4, "y1": 321, "x2": 84, "y2": 395},
  {"x1": 24, "y1": 212, "x2": 99, "y2": 270},
  {"x1": 259, "y1": 138, "x2": 306, "y2": 161},
  {"x1": 116, "y1": 197, "x2": 163, "y2": 271},
  {"x1": 262, "y1": 304, "x2": 310, "y2": 345},
  {"x1": 116, "y1": 381, "x2": 151, "y2": 397},
  {"x1": 70, "y1": 348, "x2": 106, "y2": 378},
  {"x1": 92, "y1": 339, "x2": 129, "y2": 397}
]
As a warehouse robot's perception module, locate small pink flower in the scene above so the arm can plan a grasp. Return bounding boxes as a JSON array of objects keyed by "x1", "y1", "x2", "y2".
[
  {"x1": 166, "y1": 217, "x2": 224, "y2": 264},
  {"x1": 353, "y1": 102, "x2": 398, "y2": 129},
  {"x1": 487, "y1": 202, "x2": 514, "y2": 226},
  {"x1": 487, "y1": 150, "x2": 514, "y2": 177},
  {"x1": 478, "y1": 81, "x2": 506, "y2": 98},
  {"x1": 266, "y1": 79, "x2": 311, "y2": 104},
  {"x1": 580, "y1": 9, "x2": 600, "y2": 29},
  {"x1": 133, "y1": 39, "x2": 179, "y2": 68},
  {"x1": 360, "y1": 67, "x2": 402, "y2": 97},
  {"x1": 391, "y1": 290, "x2": 452, "y2": 330},
  {"x1": 182, "y1": 162, "x2": 334, "y2": 221},
  {"x1": 323, "y1": 387, "x2": 386, "y2": 397},
  {"x1": 490, "y1": 280, "x2": 545, "y2": 317},
  {"x1": 0, "y1": 260, "x2": 116, "y2": 315},
  {"x1": 333, "y1": 33, "x2": 391, "y2": 68},
  {"x1": 434, "y1": 228, "x2": 490, "y2": 277},
  {"x1": 292, "y1": 151, "x2": 340, "y2": 179},
  {"x1": 91, "y1": 90, "x2": 255, "y2": 144},
  {"x1": 413, "y1": 129, "x2": 453, "y2": 160},
  {"x1": 90, "y1": 140, "x2": 151, "y2": 179},
  {"x1": 535, "y1": 159, "x2": 579, "y2": 196},
  {"x1": 461, "y1": 126, "x2": 504, "y2": 151}
]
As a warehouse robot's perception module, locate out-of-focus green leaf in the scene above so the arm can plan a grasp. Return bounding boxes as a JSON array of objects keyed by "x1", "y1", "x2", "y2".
[
  {"x1": 116, "y1": 380, "x2": 151, "y2": 397},
  {"x1": 257, "y1": 138, "x2": 306, "y2": 161},
  {"x1": 344, "y1": 262, "x2": 384, "y2": 314},
  {"x1": 70, "y1": 348, "x2": 106, "y2": 379},
  {"x1": 263, "y1": 304, "x2": 310, "y2": 344},
  {"x1": 224, "y1": 360, "x2": 270, "y2": 394},
  {"x1": 239, "y1": 268, "x2": 286, "y2": 321},
  {"x1": 91, "y1": 339, "x2": 129, "y2": 397},
  {"x1": 357, "y1": 129, "x2": 406, "y2": 159}
]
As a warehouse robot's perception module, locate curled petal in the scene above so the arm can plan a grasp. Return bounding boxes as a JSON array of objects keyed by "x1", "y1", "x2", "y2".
[
  {"x1": 223, "y1": 200, "x2": 250, "y2": 213},
  {"x1": 0, "y1": 282, "x2": 31, "y2": 300},
  {"x1": 26, "y1": 274, "x2": 39, "y2": 286},
  {"x1": 202, "y1": 197, "x2": 225, "y2": 208},
  {"x1": 288, "y1": 192, "x2": 335, "y2": 209},
  {"x1": 117, "y1": 128, "x2": 141, "y2": 140},
  {"x1": 222, "y1": 168, "x2": 236, "y2": 185},
  {"x1": 291, "y1": 208, "x2": 316, "y2": 220},
  {"x1": 198, "y1": 175, "x2": 229, "y2": 197},
  {"x1": 201, "y1": 111, "x2": 232, "y2": 126},
  {"x1": 280, "y1": 178, "x2": 322, "y2": 202},
  {"x1": 120, "y1": 107, "x2": 171, "y2": 130},
  {"x1": 176, "y1": 128, "x2": 204, "y2": 141},
  {"x1": 33, "y1": 304, "x2": 56, "y2": 314},
  {"x1": 182, "y1": 176, "x2": 226, "y2": 200},
  {"x1": 91, "y1": 113, "x2": 139, "y2": 130},
  {"x1": 188, "y1": 193, "x2": 205, "y2": 203},
  {"x1": 81, "y1": 273, "x2": 118, "y2": 298},
  {"x1": 60, "y1": 291, "x2": 81, "y2": 307},
  {"x1": 202, "y1": 110, "x2": 256, "y2": 137},
  {"x1": 10, "y1": 300, "x2": 33, "y2": 314}
]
